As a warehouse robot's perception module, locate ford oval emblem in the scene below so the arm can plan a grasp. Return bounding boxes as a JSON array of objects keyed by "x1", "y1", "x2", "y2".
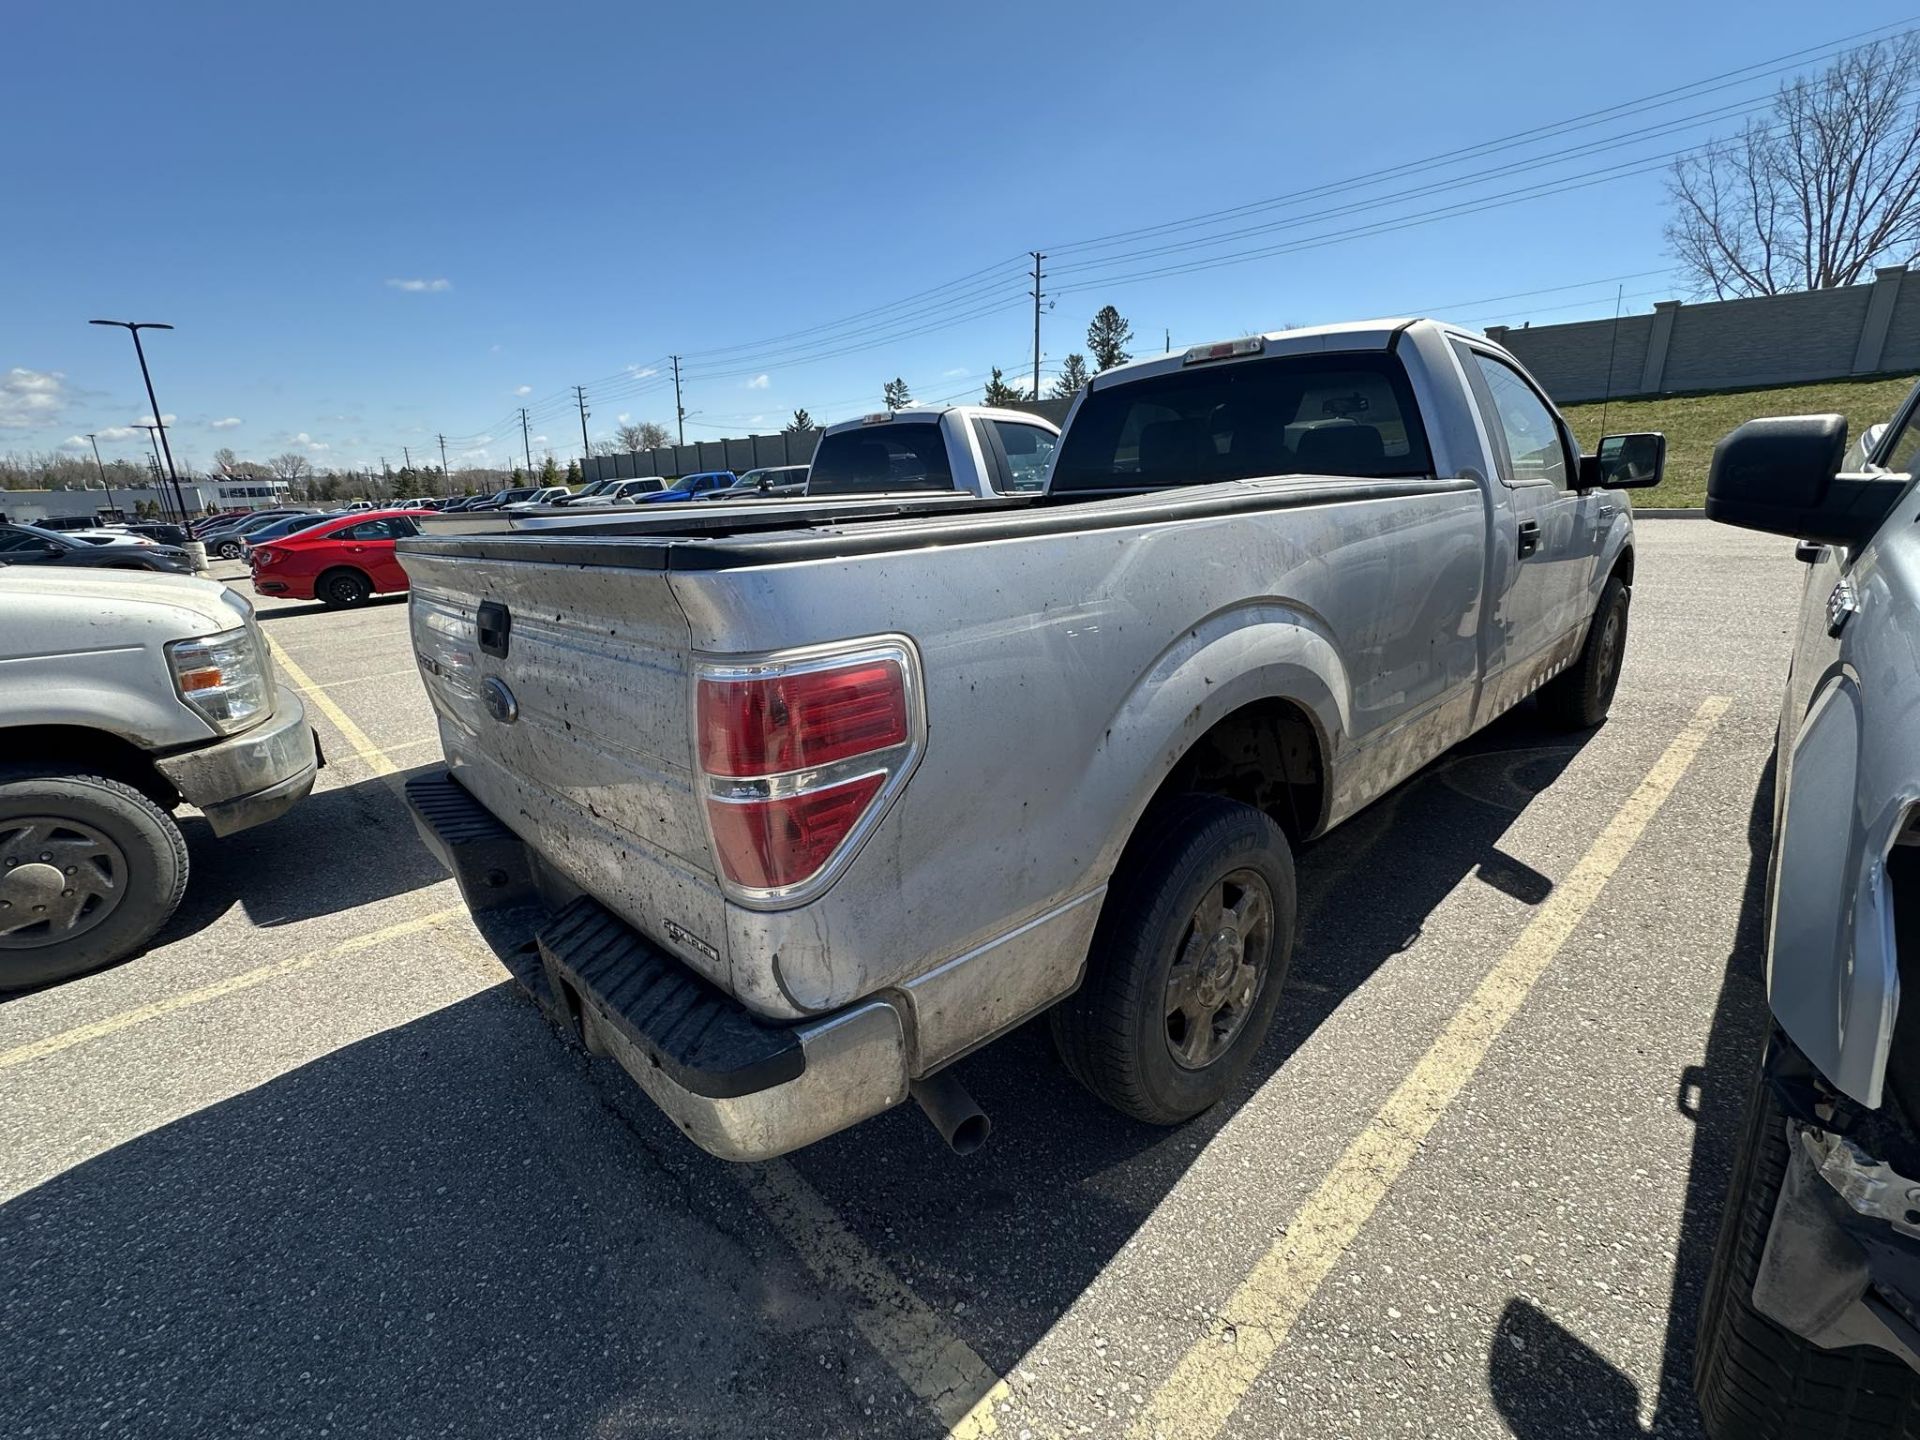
[{"x1": 482, "y1": 676, "x2": 519, "y2": 724}]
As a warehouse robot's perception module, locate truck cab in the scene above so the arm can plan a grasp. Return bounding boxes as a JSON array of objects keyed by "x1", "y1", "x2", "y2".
[{"x1": 808, "y1": 406, "x2": 1060, "y2": 498}]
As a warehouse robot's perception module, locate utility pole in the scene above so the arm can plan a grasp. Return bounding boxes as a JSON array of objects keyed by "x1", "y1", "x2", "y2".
[
  {"x1": 520, "y1": 407, "x2": 533, "y2": 473},
  {"x1": 89, "y1": 320, "x2": 189, "y2": 521},
  {"x1": 1029, "y1": 252, "x2": 1045, "y2": 400},
  {"x1": 86, "y1": 433, "x2": 119, "y2": 518},
  {"x1": 437, "y1": 433, "x2": 451, "y2": 488},
  {"x1": 671, "y1": 356, "x2": 685, "y2": 445},
  {"x1": 1165, "y1": 327, "x2": 1171, "y2": 354},
  {"x1": 572, "y1": 385, "x2": 592, "y2": 467}
]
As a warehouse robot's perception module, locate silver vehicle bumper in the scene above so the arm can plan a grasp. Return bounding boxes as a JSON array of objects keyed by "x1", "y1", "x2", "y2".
[
  {"x1": 154, "y1": 691, "x2": 320, "y2": 837},
  {"x1": 403, "y1": 770, "x2": 910, "y2": 1161}
]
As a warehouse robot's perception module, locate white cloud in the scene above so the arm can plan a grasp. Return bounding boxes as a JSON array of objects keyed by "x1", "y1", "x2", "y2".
[
  {"x1": 942, "y1": 367, "x2": 970, "y2": 378},
  {"x1": 0, "y1": 368, "x2": 69, "y2": 428},
  {"x1": 745, "y1": 374, "x2": 770, "y2": 390},
  {"x1": 93, "y1": 424, "x2": 139, "y2": 442},
  {"x1": 616, "y1": 412, "x2": 632, "y2": 425},
  {"x1": 386, "y1": 277, "x2": 452, "y2": 293},
  {"x1": 748, "y1": 415, "x2": 765, "y2": 425},
  {"x1": 307, "y1": 441, "x2": 330, "y2": 453},
  {"x1": 209, "y1": 416, "x2": 243, "y2": 430},
  {"x1": 626, "y1": 365, "x2": 657, "y2": 378},
  {"x1": 531, "y1": 435, "x2": 548, "y2": 444},
  {"x1": 59, "y1": 434, "x2": 89, "y2": 450},
  {"x1": 514, "y1": 384, "x2": 532, "y2": 396},
  {"x1": 136, "y1": 413, "x2": 177, "y2": 427}
]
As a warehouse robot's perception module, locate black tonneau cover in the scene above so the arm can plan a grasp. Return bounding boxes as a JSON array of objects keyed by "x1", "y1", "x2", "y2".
[{"x1": 399, "y1": 474, "x2": 1471, "y2": 573}]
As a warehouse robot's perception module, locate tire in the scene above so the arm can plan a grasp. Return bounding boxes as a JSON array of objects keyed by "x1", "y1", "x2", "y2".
[
  {"x1": 1538, "y1": 574, "x2": 1628, "y2": 730},
  {"x1": 0, "y1": 768, "x2": 188, "y2": 991},
  {"x1": 217, "y1": 539, "x2": 243, "y2": 560},
  {"x1": 1049, "y1": 794, "x2": 1296, "y2": 1125},
  {"x1": 1694, "y1": 1042, "x2": 1920, "y2": 1438},
  {"x1": 318, "y1": 568, "x2": 372, "y2": 609}
]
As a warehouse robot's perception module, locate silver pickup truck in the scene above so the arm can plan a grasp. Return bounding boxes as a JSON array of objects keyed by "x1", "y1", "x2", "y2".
[{"x1": 399, "y1": 317, "x2": 1662, "y2": 1160}]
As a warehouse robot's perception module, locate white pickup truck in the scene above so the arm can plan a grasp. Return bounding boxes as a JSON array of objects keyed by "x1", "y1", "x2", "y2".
[
  {"x1": 398, "y1": 317, "x2": 1662, "y2": 1159},
  {"x1": 0, "y1": 569, "x2": 318, "y2": 989}
]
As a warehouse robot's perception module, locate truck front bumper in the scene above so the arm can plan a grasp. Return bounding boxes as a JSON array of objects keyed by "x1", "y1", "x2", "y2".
[
  {"x1": 403, "y1": 769, "x2": 910, "y2": 1161},
  {"x1": 153, "y1": 690, "x2": 320, "y2": 837}
]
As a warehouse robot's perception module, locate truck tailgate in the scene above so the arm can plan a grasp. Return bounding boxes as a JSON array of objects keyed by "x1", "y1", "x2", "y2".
[{"x1": 401, "y1": 549, "x2": 731, "y2": 992}]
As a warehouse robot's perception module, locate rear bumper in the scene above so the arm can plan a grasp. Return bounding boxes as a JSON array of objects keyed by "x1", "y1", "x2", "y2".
[
  {"x1": 404, "y1": 770, "x2": 910, "y2": 1161},
  {"x1": 153, "y1": 690, "x2": 320, "y2": 837}
]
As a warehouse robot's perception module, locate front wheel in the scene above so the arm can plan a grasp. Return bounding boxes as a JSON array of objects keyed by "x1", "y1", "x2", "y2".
[
  {"x1": 217, "y1": 538, "x2": 244, "y2": 560},
  {"x1": 1694, "y1": 1042, "x2": 1920, "y2": 1436},
  {"x1": 0, "y1": 768, "x2": 189, "y2": 991},
  {"x1": 1050, "y1": 795, "x2": 1296, "y2": 1124},
  {"x1": 1539, "y1": 575, "x2": 1628, "y2": 730}
]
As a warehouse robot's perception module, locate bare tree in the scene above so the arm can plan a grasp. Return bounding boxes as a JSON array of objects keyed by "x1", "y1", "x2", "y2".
[
  {"x1": 1667, "y1": 35, "x2": 1920, "y2": 297},
  {"x1": 615, "y1": 420, "x2": 674, "y2": 450},
  {"x1": 268, "y1": 452, "x2": 313, "y2": 484}
]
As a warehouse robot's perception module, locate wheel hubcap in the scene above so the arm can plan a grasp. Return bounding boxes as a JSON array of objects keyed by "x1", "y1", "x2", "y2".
[
  {"x1": 0, "y1": 818, "x2": 126, "y2": 949},
  {"x1": 1165, "y1": 867, "x2": 1273, "y2": 1070}
]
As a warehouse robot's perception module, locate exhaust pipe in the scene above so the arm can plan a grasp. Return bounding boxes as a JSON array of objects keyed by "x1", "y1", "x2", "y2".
[{"x1": 910, "y1": 1071, "x2": 991, "y2": 1155}]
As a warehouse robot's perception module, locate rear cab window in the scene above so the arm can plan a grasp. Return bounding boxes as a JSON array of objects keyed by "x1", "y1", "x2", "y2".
[
  {"x1": 809, "y1": 423, "x2": 957, "y2": 495},
  {"x1": 1048, "y1": 350, "x2": 1431, "y2": 493}
]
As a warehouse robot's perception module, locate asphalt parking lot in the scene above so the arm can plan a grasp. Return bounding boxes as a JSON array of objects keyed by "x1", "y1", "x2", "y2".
[{"x1": 1, "y1": 519, "x2": 1798, "y2": 1440}]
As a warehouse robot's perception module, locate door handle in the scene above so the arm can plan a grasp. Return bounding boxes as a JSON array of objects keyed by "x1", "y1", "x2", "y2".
[
  {"x1": 1794, "y1": 539, "x2": 1830, "y2": 564},
  {"x1": 1517, "y1": 519, "x2": 1541, "y2": 559}
]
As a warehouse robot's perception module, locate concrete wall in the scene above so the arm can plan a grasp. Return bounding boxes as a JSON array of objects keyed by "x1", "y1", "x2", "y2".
[
  {"x1": 580, "y1": 429, "x2": 821, "y2": 485},
  {"x1": 0, "y1": 481, "x2": 258, "y2": 525},
  {"x1": 1488, "y1": 267, "x2": 1915, "y2": 402}
]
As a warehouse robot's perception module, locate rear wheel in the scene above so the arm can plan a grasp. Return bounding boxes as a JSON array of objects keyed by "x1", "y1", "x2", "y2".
[
  {"x1": 1695, "y1": 1041, "x2": 1920, "y2": 1436},
  {"x1": 1050, "y1": 795, "x2": 1296, "y2": 1124},
  {"x1": 0, "y1": 768, "x2": 188, "y2": 991},
  {"x1": 318, "y1": 567, "x2": 372, "y2": 609},
  {"x1": 216, "y1": 538, "x2": 244, "y2": 560},
  {"x1": 1539, "y1": 575, "x2": 1628, "y2": 730}
]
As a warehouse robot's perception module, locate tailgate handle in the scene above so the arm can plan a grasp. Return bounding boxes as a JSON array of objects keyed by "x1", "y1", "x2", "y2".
[{"x1": 476, "y1": 600, "x2": 512, "y2": 659}]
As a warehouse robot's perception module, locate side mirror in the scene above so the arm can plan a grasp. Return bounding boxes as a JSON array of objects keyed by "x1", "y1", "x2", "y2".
[
  {"x1": 1578, "y1": 432, "x2": 1665, "y2": 490},
  {"x1": 1706, "y1": 413, "x2": 1905, "y2": 546}
]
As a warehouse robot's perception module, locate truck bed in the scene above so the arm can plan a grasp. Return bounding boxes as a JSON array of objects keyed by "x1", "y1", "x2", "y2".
[{"x1": 405, "y1": 473, "x2": 1466, "y2": 572}]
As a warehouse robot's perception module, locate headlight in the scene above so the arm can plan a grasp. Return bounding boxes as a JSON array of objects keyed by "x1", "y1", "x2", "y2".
[{"x1": 166, "y1": 624, "x2": 274, "y2": 733}]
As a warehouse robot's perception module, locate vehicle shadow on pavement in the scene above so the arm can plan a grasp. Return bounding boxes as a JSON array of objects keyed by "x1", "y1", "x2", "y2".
[
  {"x1": 251, "y1": 594, "x2": 409, "y2": 621},
  {"x1": 0, "y1": 983, "x2": 903, "y2": 1440},
  {"x1": 1487, "y1": 754, "x2": 1774, "y2": 1440},
  {"x1": 155, "y1": 764, "x2": 450, "y2": 943}
]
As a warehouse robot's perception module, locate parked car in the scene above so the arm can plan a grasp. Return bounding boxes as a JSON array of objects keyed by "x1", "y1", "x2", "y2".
[
  {"x1": 113, "y1": 521, "x2": 190, "y2": 547},
  {"x1": 634, "y1": 470, "x2": 736, "y2": 504},
  {"x1": 0, "y1": 568, "x2": 318, "y2": 989},
  {"x1": 0, "y1": 523, "x2": 192, "y2": 574},
  {"x1": 30, "y1": 515, "x2": 111, "y2": 533},
  {"x1": 397, "y1": 317, "x2": 1663, "y2": 1161},
  {"x1": 699, "y1": 465, "x2": 810, "y2": 501},
  {"x1": 501, "y1": 486, "x2": 573, "y2": 511},
  {"x1": 190, "y1": 510, "x2": 252, "y2": 536},
  {"x1": 249, "y1": 508, "x2": 421, "y2": 608},
  {"x1": 466, "y1": 487, "x2": 542, "y2": 512},
  {"x1": 1693, "y1": 394, "x2": 1920, "y2": 1432},
  {"x1": 555, "y1": 479, "x2": 619, "y2": 505},
  {"x1": 66, "y1": 528, "x2": 165, "y2": 547},
  {"x1": 602, "y1": 478, "x2": 669, "y2": 504},
  {"x1": 204, "y1": 511, "x2": 318, "y2": 560},
  {"x1": 236, "y1": 511, "x2": 345, "y2": 556},
  {"x1": 808, "y1": 407, "x2": 1060, "y2": 498}
]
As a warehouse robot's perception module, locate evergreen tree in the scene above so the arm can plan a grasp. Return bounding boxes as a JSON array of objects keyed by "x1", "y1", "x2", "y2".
[
  {"x1": 1087, "y1": 305, "x2": 1134, "y2": 371},
  {"x1": 1051, "y1": 354, "x2": 1091, "y2": 399},
  {"x1": 981, "y1": 367, "x2": 1026, "y2": 406},
  {"x1": 883, "y1": 377, "x2": 912, "y2": 410},
  {"x1": 540, "y1": 455, "x2": 560, "y2": 484},
  {"x1": 784, "y1": 409, "x2": 815, "y2": 433}
]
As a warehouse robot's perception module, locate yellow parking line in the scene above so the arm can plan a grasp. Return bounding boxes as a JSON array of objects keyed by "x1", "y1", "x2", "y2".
[
  {"x1": 265, "y1": 633, "x2": 399, "y2": 779},
  {"x1": 0, "y1": 906, "x2": 466, "y2": 1071},
  {"x1": 744, "y1": 1160, "x2": 1049, "y2": 1439},
  {"x1": 285, "y1": 665, "x2": 424, "y2": 692},
  {"x1": 1133, "y1": 695, "x2": 1732, "y2": 1440}
]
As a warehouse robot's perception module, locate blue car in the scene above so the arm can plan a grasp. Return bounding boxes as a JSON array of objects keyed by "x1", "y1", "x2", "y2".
[{"x1": 640, "y1": 470, "x2": 736, "y2": 503}]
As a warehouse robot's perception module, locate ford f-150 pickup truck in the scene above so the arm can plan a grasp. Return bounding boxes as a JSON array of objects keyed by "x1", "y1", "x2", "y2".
[
  {"x1": 0, "y1": 568, "x2": 318, "y2": 990},
  {"x1": 397, "y1": 317, "x2": 1662, "y2": 1160}
]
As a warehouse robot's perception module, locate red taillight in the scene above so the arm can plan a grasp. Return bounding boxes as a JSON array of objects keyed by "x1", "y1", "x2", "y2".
[
  {"x1": 706, "y1": 774, "x2": 886, "y2": 890},
  {"x1": 252, "y1": 548, "x2": 276, "y2": 568},
  {"x1": 697, "y1": 661, "x2": 907, "y2": 777},
  {"x1": 696, "y1": 645, "x2": 917, "y2": 898}
]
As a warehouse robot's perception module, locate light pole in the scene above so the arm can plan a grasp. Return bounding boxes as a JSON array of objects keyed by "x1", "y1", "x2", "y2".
[
  {"x1": 90, "y1": 319, "x2": 190, "y2": 521},
  {"x1": 135, "y1": 424, "x2": 175, "y2": 522},
  {"x1": 85, "y1": 433, "x2": 120, "y2": 519}
]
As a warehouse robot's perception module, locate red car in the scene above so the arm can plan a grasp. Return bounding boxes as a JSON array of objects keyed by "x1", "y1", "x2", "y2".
[{"x1": 249, "y1": 509, "x2": 421, "y2": 608}]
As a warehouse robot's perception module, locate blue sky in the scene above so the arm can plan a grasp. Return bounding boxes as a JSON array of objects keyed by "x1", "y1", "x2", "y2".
[{"x1": 4, "y1": 1, "x2": 1913, "y2": 476}]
